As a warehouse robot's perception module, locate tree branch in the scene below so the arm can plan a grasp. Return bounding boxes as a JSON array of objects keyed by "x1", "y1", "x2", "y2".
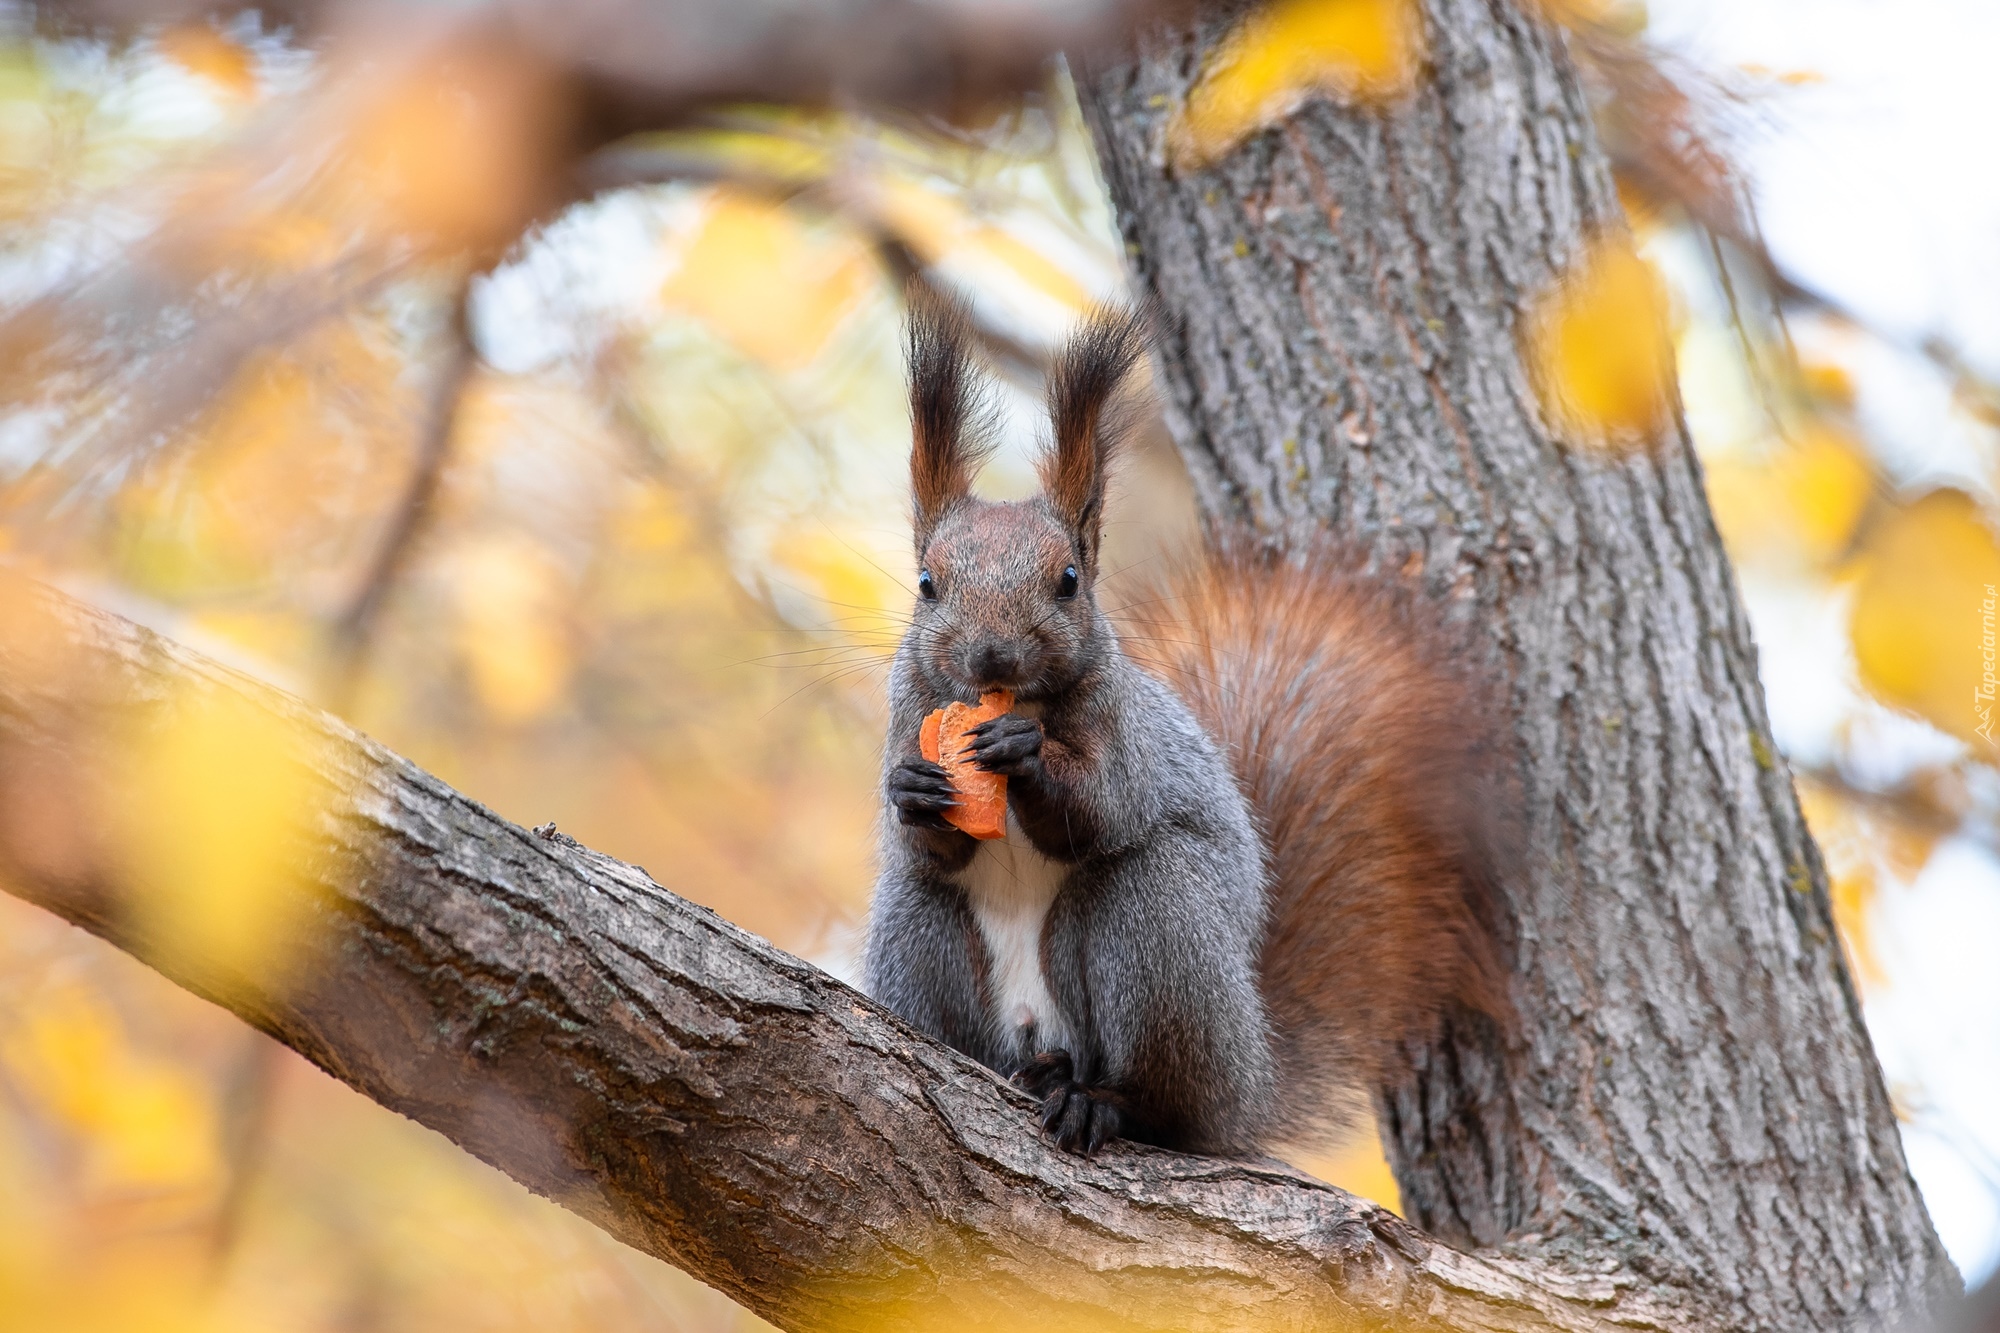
[
  {"x1": 0, "y1": 573, "x2": 1671, "y2": 1333},
  {"x1": 36, "y1": 0, "x2": 1183, "y2": 147}
]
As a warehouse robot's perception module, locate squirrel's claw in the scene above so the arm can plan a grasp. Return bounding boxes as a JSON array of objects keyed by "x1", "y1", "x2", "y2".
[
  {"x1": 888, "y1": 757, "x2": 959, "y2": 829},
  {"x1": 1014, "y1": 1051, "x2": 1123, "y2": 1155},
  {"x1": 1040, "y1": 1083, "x2": 1123, "y2": 1155},
  {"x1": 966, "y1": 714, "x2": 1043, "y2": 777}
]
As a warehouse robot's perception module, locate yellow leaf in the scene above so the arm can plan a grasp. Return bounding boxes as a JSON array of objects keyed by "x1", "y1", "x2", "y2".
[
  {"x1": 662, "y1": 192, "x2": 874, "y2": 369},
  {"x1": 340, "y1": 44, "x2": 552, "y2": 252},
  {"x1": 872, "y1": 181, "x2": 1091, "y2": 313},
  {"x1": 965, "y1": 224, "x2": 1092, "y2": 313},
  {"x1": 1850, "y1": 489, "x2": 2000, "y2": 750},
  {"x1": 1702, "y1": 425, "x2": 1876, "y2": 568},
  {"x1": 1828, "y1": 865, "x2": 1883, "y2": 989},
  {"x1": 1702, "y1": 455, "x2": 1769, "y2": 556},
  {"x1": 1799, "y1": 358, "x2": 1857, "y2": 409},
  {"x1": 111, "y1": 684, "x2": 328, "y2": 990},
  {"x1": 637, "y1": 126, "x2": 836, "y2": 191},
  {"x1": 0, "y1": 982, "x2": 221, "y2": 1196},
  {"x1": 1170, "y1": 0, "x2": 1424, "y2": 169},
  {"x1": 157, "y1": 25, "x2": 257, "y2": 99},
  {"x1": 1782, "y1": 424, "x2": 1875, "y2": 561},
  {"x1": 872, "y1": 180, "x2": 964, "y2": 265},
  {"x1": 1526, "y1": 235, "x2": 1675, "y2": 444},
  {"x1": 451, "y1": 534, "x2": 572, "y2": 723}
]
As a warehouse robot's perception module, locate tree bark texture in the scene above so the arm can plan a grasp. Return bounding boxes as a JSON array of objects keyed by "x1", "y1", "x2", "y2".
[
  {"x1": 2, "y1": 574, "x2": 1681, "y2": 1333},
  {"x1": 1079, "y1": 2, "x2": 1957, "y2": 1329}
]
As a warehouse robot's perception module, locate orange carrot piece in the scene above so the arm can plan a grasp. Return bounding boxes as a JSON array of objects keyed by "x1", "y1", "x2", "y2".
[{"x1": 918, "y1": 689, "x2": 1013, "y2": 840}]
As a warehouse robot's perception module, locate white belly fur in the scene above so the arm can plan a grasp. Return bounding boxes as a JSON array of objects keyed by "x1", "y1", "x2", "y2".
[{"x1": 959, "y1": 809, "x2": 1071, "y2": 1056}]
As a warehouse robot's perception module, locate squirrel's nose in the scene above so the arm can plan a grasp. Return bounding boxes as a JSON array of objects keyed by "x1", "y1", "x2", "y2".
[{"x1": 965, "y1": 640, "x2": 1024, "y2": 687}]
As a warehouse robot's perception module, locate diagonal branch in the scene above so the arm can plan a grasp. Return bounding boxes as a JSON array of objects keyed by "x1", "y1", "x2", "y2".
[{"x1": 0, "y1": 573, "x2": 1671, "y2": 1333}]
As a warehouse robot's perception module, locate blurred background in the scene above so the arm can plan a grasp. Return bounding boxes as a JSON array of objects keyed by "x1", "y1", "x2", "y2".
[{"x1": 0, "y1": 0, "x2": 1994, "y2": 1329}]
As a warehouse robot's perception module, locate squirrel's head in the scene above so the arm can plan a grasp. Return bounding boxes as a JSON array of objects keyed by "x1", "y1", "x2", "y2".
[{"x1": 902, "y1": 294, "x2": 1151, "y2": 703}]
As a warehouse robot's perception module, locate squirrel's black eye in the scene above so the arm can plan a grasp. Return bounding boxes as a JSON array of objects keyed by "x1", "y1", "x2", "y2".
[
  {"x1": 918, "y1": 568, "x2": 938, "y2": 601},
  {"x1": 1057, "y1": 564, "x2": 1079, "y2": 600}
]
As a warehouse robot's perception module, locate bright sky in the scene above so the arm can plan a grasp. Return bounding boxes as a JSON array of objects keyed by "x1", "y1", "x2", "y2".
[{"x1": 1651, "y1": 0, "x2": 2000, "y2": 1285}]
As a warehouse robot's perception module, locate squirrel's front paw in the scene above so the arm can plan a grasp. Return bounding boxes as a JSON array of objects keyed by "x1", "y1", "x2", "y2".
[
  {"x1": 1014, "y1": 1050, "x2": 1124, "y2": 1155},
  {"x1": 966, "y1": 713, "x2": 1043, "y2": 778},
  {"x1": 887, "y1": 757, "x2": 959, "y2": 830}
]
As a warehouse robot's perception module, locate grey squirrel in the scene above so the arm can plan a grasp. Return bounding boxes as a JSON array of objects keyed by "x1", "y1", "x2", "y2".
[{"x1": 864, "y1": 297, "x2": 1513, "y2": 1157}]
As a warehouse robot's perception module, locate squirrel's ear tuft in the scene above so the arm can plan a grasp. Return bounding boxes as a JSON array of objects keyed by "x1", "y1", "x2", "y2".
[
  {"x1": 906, "y1": 288, "x2": 994, "y2": 550},
  {"x1": 1040, "y1": 303, "x2": 1153, "y2": 563}
]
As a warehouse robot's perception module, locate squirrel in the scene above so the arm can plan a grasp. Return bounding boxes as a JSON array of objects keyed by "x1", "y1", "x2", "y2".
[{"x1": 864, "y1": 297, "x2": 1514, "y2": 1158}]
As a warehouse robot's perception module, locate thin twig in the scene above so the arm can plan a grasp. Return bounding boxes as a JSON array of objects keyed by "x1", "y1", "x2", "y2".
[
  {"x1": 591, "y1": 338, "x2": 799, "y2": 635},
  {"x1": 1706, "y1": 226, "x2": 1789, "y2": 441},
  {"x1": 322, "y1": 280, "x2": 477, "y2": 711},
  {"x1": 204, "y1": 1031, "x2": 286, "y2": 1286},
  {"x1": 584, "y1": 143, "x2": 1053, "y2": 387}
]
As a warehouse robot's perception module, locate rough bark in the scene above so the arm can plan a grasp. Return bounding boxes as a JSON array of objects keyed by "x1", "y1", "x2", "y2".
[
  {"x1": 0, "y1": 574, "x2": 1672, "y2": 1333},
  {"x1": 1078, "y1": 2, "x2": 1957, "y2": 1329}
]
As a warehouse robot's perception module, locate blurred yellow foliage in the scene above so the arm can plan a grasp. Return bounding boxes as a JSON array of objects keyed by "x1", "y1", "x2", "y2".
[
  {"x1": 1799, "y1": 358, "x2": 1858, "y2": 410},
  {"x1": 1708, "y1": 424, "x2": 1875, "y2": 566},
  {"x1": 1781, "y1": 425, "x2": 1875, "y2": 559},
  {"x1": 157, "y1": 26, "x2": 258, "y2": 99},
  {"x1": 1828, "y1": 865, "x2": 1883, "y2": 988},
  {"x1": 111, "y1": 684, "x2": 330, "y2": 989},
  {"x1": 1850, "y1": 488, "x2": 2000, "y2": 750},
  {"x1": 663, "y1": 192, "x2": 875, "y2": 369},
  {"x1": 1169, "y1": 0, "x2": 1424, "y2": 169},
  {"x1": 771, "y1": 528, "x2": 907, "y2": 625},
  {"x1": 241, "y1": 207, "x2": 347, "y2": 271},
  {"x1": 341, "y1": 45, "x2": 553, "y2": 253},
  {"x1": 0, "y1": 981, "x2": 222, "y2": 1202},
  {"x1": 875, "y1": 181, "x2": 1092, "y2": 312},
  {"x1": 107, "y1": 332, "x2": 411, "y2": 601},
  {"x1": 1527, "y1": 235, "x2": 1675, "y2": 442},
  {"x1": 450, "y1": 533, "x2": 574, "y2": 723}
]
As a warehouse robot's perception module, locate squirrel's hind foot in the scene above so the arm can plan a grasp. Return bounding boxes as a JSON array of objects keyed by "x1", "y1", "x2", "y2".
[{"x1": 1014, "y1": 1050, "x2": 1125, "y2": 1155}]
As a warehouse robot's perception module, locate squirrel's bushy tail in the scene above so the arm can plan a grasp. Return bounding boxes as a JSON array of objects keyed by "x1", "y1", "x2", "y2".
[{"x1": 1119, "y1": 537, "x2": 1516, "y2": 1147}]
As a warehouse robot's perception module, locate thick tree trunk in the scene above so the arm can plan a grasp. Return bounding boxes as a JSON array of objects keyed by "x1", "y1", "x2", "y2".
[{"x1": 1078, "y1": 1, "x2": 1957, "y2": 1328}]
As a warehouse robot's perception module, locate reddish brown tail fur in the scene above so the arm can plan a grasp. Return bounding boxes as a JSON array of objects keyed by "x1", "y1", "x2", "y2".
[{"x1": 1120, "y1": 537, "x2": 1516, "y2": 1145}]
